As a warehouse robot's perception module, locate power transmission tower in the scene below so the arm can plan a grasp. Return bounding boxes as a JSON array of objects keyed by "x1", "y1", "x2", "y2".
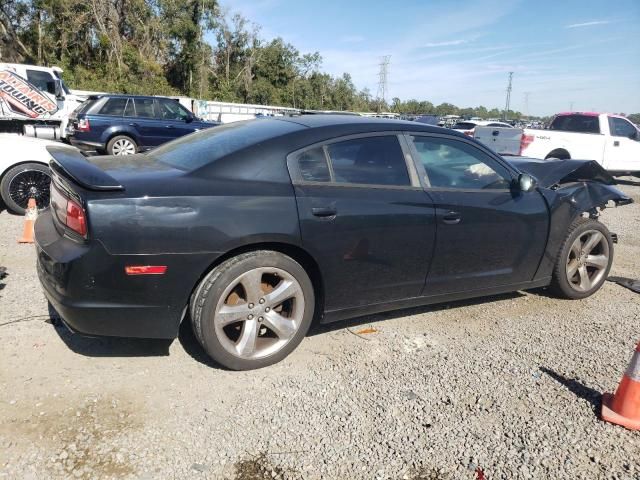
[
  {"x1": 504, "y1": 72, "x2": 513, "y2": 120},
  {"x1": 376, "y1": 55, "x2": 391, "y2": 113},
  {"x1": 524, "y1": 91, "x2": 530, "y2": 118}
]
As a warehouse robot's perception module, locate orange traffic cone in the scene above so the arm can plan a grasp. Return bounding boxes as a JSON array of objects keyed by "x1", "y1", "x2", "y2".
[
  {"x1": 17, "y1": 198, "x2": 38, "y2": 244},
  {"x1": 601, "y1": 340, "x2": 640, "y2": 430}
]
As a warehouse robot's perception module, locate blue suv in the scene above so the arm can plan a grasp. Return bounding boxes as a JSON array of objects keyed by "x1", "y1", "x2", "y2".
[{"x1": 68, "y1": 95, "x2": 219, "y2": 155}]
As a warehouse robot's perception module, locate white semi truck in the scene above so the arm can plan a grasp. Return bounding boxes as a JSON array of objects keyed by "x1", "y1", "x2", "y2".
[{"x1": 0, "y1": 63, "x2": 87, "y2": 139}]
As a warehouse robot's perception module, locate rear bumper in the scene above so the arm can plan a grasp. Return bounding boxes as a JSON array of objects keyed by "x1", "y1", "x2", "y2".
[{"x1": 35, "y1": 210, "x2": 192, "y2": 339}]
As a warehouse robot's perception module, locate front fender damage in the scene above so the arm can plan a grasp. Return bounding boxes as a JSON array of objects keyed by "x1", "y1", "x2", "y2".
[{"x1": 533, "y1": 181, "x2": 633, "y2": 282}]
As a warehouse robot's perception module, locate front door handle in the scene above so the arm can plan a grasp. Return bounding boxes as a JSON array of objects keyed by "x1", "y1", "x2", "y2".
[
  {"x1": 312, "y1": 207, "x2": 337, "y2": 218},
  {"x1": 442, "y1": 211, "x2": 461, "y2": 225},
  {"x1": 128, "y1": 122, "x2": 138, "y2": 127},
  {"x1": 166, "y1": 125, "x2": 175, "y2": 129}
]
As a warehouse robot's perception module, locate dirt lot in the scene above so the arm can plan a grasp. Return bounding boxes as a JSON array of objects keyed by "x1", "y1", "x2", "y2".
[{"x1": 1, "y1": 181, "x2": 639, "y2": 480}]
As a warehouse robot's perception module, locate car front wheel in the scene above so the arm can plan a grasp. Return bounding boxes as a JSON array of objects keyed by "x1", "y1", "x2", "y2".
[
  {"x1": 550, "y1": 217, "x2": 613, "y2": 299},
  {"x1": 190, "y1": 251, "x2": 315, "y2": 370}
]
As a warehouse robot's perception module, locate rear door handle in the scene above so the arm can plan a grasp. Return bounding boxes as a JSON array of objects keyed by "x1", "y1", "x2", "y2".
[
  {"x1": 128, "y1": 122, "x2": 138, "y2": 127},
  {"x1": 442, "y1": 211, "x2": 461, "y2": 225},
  {"x1": 312, "y1": 207, "x2": 337, "y2": 218},
  {"x1": 166, "y1": 125, "x2": 175, "y2": 129}
]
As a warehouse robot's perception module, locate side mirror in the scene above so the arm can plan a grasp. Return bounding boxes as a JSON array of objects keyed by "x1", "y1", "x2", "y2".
[
  {"x1": 47, "y1": 79, "x2": 64, "y2": 100},
  {"x1": 185, "y1": 115, "x2": 194, "y2": 123},
  {"x1": 518, "y1": 173, "x2": 537, "y2": 193}
]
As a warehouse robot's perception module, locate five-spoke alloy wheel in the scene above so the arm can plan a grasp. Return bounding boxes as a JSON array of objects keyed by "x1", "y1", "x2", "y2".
[
  {"x1": 190, "y1": 251, "x2": 315, "y2": 370},
  {"x1": 551, "y1": 217, "x2": 613, "y2": 299}
]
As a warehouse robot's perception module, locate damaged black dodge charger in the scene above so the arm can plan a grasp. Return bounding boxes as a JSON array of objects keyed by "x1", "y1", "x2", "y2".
[{"x1": 35, "y1": 116, "x2": 633, "y2": 370}]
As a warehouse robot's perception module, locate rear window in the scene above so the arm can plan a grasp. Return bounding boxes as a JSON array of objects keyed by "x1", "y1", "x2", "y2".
[
  {"x1": 98, "y1": 98, "x2": 128, "y2": 116},
  {"x1": 73, "y1": 98, "x2": 98, "y2": 116},
  {"x1": 452, "y1": 122, "x2": 476, "y2": 130},
  {"x1": 150, "y1": 119, "x2": 302, "y2": 171},
  {"x1": 550, "y1": 115, "x2": 600, "y2": 134}
]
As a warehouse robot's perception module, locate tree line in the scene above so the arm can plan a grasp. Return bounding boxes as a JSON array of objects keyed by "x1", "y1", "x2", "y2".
[{"x1": 1, "y1": 1, "x2": 637, "y2": 123}]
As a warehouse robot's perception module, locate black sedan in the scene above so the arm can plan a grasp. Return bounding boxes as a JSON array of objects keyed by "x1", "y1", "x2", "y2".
[{"x1": 36, "y1": 116, "x2": 632, "y2": 370}]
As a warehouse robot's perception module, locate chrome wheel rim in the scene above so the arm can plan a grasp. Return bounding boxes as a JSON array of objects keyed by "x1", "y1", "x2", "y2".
[
  {"x1": 566, "y1": 230, "x2": 609, "y2": 292},
  {"x1": 214, "y1": 267, "x2": 305, "y2": 360},
  {"x1": 112, "y1": 138, "x2": 135, "y2": 155},
  {"x1": 8, "y1": 169, "x2": 51, "y2": 209}
]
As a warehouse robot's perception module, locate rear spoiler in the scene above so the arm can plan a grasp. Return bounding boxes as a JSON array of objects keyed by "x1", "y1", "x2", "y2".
[{"x1": 47, "y1": 146, "x2": 123, "y2": 191}]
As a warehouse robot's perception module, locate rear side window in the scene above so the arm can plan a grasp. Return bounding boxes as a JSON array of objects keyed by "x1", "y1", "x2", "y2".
[
  {"x1": 134, "y1": 98, "x2": 155, "y2": 118},
  {"x1": 326, "y1": 136, "x2": 410, "y2": 186},
  {"x1": 550, "y1": 115, "x2": 600, "y2": 133},
  {"x1": 98, "y1": 98, "x2": 128, "y2": 116},
  {"x1": 295, "y1": 147, "x2": 330, "y2": 182},
  {"x1": 608, "y1": 117, "x2": 637, "y2": 137}
]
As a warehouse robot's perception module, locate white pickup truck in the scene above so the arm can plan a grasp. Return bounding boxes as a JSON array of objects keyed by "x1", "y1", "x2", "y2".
[{"x1": 519, "y1": 112, "x2": 640, "y2": 176}]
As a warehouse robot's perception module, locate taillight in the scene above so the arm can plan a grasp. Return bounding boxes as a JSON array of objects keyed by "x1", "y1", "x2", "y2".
[
  {"x1": 520, "y1": 134, "x2": 534, "y2": 153},
  {"x1": 76, "y1": 118, "x2": 90, "y2": 132},
  {"x1": 52, "y1": 185, "x2": 87, "y2": 237},
  {"x1": 464, "y1": 130, "x2": 473, "y2": 136},
  {"x1": 65, "y1": 199, "x2": 87, "y2": 236}
]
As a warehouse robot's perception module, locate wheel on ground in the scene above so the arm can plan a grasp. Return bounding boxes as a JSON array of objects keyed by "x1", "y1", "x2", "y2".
[
  {"x1": 107, "y1": 135, "x2": 137, "y2": 156},
  {"x1": 549, "y1": 217, "x2": 613, "y2": 299},
  {"x1": 190, "y1": 250, "x2": 315, "y2": 370},
  {"x1": 0, "y1": 162, "x2": 51, "y2": 215}
]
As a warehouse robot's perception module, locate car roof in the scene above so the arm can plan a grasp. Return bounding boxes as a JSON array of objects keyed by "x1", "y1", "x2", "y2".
[{"x1": 274, "y1": 114, "x2": 453, "y2": 135}]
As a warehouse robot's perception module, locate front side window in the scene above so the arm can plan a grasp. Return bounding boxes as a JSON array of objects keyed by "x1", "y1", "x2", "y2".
[
  {"x1": 325, "y1": 136, "x2": 410, "y2": 186},
  {"x1": 410, "y1": 136, "x2": 512, "y2": 190},
  {"x1": 295, "y1": 147, "x2": 331, "y2": 182},
  {"x1": 609, "y1": 117, "x2": 637, "y2": 138},
  {"x1": 26, "y1": 69, "x2": 54, "y2": 92},
  {"x1": 157, "y1": 99, "x2": 192, "y2": 120},
  {"x1": 98, "y1": 98, "x2": 128, "y2": 116},
  {"x1": 134, "y1": 98, "x2": 155, "y2": 118}
]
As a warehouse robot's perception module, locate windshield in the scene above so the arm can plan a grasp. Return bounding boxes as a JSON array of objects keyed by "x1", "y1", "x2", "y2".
[{"x1": 150, "y1": 118, "x2": 303, "y2": 171}]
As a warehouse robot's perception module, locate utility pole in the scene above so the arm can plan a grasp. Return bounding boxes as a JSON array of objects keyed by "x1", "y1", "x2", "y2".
[
  {"x1": 569, "y1": 101, "x2": 574, "y2": 112},
  {"x1": 376, "y1": 55, "x2": 391, "y2": 113},
  {"x1": 523, "y1": 92, "x2": 530, "y2": 119},
  {"x1": 504, "y1": 72, "x2": 513, "y2": 121}
]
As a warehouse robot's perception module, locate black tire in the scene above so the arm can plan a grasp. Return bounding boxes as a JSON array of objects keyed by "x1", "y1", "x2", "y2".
[
  {"x1": 106, "y1": 135, "x2": 137, "y2": 156},
  {"x1": 0, "y1": 162, "x2": 51, "y2": 215},
  {"x1": 549, "y1": 217, "x2": 613, "y2": 299},
  {"x1": 191, "y1": 251, "x2": 315, "y2": 370}
]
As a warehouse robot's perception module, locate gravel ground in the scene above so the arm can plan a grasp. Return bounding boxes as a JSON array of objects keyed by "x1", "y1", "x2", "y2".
[{"x1": 1, "y1": 180, "x2": 639, "y2": 480}]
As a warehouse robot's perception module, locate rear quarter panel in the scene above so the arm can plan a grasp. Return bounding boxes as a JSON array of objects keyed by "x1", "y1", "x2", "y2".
[{"x1": 522, "y1": 129, "x2": 606, "y2": 162}]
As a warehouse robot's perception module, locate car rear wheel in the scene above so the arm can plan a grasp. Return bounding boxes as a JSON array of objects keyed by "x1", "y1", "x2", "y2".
[
  {"x1": 190, "y1": 251, "x2": 315, "y2": 370},
  {"x1": 107, "y1": 135, "x2": 137, "y2": 156},
  {"x1": 549, "y1": 217, "x2": 613, "y2": 299},
  {"x1": 0, "y1": 163, "x2": 51, "y2": 215}
]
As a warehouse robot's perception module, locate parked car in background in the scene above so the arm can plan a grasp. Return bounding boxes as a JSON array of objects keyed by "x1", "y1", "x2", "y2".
[
  {"x1": 520, "y1": 112, "x2": 640, "y2": 176},
  {"x1": 0, "y1": 134, "x2": 76, "y2": 214},
  {"x1": 451, "y1": 120, "x2": 513, "y2": 136},
  {"x1": 37, "y1": 116, "x2": 632, "y2": 370},
  {"x1": 67, "y1": 95, "x2": 219, "y2": 155}
]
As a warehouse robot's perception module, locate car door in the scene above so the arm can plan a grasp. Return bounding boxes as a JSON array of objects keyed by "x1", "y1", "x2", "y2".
[
  {"x1": 127, "y1": 98, "x2": 164, "y2": 148},
  {"x1": 406, "y1": 133, "x2": 549, "y2": 296},
  {"x1": 602, "y1": 116, "x2": 640, "y2": 172},
  {"x1": 289, "y1": 133, "x2": 436, "y2": 312},
  {"x1": 154, "y1": 98, "x2": 199, "y2": 141}
]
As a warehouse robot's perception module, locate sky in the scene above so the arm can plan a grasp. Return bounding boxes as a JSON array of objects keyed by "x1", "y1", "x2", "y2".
[{"x1": 218, "y1": 0, "x2": 640, "y2": 116}]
